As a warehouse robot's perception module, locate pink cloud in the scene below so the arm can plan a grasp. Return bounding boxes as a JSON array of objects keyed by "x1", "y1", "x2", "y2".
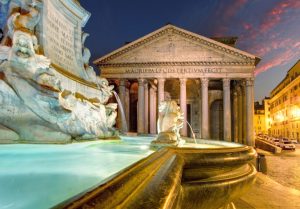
[
  {"x1": 243, "y1": 22, "x2": 252, "y2": 30},
  {"x1": 241, "y1": 0, "x2": 300, "y2": 42},
  {"x1": 254, "y1": 52, "x2": 290, "y2": 75},
  {"x1": 260, "y1": 0, "x2": 300, "y2": 33},
  {"x1": 248, "y1": 37, "x2": 293, "y2": 57},
  {"x1": 294, "y1": 42, "x2": 300, "y2": 48},
  {"x1": 254, "y1": 45, "x2": 300, "y2": 75}
]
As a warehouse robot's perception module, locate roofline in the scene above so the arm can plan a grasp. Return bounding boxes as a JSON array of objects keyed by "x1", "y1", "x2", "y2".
[
  {"x1": 93, "y1": 24, "x2": 261, "y2": 65},
  {"x1": 270, "y1": 59, "x2": 300, "y2": 96},
  {"x1": 287, "y1": 59, "x2": 300, "y2": 73}
]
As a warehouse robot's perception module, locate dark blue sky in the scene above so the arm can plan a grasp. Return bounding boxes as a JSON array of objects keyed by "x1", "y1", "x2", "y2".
[
  {"x1": 0, "y1": 0, "x2": 299, "y2": 101},
  {"x1": 80, "y1": 0, "x2": 300, "y2": 101}
]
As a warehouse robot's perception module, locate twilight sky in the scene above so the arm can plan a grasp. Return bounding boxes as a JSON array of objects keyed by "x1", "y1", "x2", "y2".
[
  {"x1": 1, "y1": 0, "x2": 299, "y2": 101},
  {"x1": 79, "y1": 0, "x2": 300, "y2": 101}
]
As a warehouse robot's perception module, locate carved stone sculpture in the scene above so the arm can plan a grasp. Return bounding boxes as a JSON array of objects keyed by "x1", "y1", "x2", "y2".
[
  {"x1": 151, "y1": 100, "x2": 184, "y2": 146},
  {"x1": 0, "y1": 1, "x2": 118, "y2": 143}
]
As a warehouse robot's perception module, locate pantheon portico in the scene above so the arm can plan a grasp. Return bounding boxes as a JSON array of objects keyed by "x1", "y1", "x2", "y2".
[{"x1": 94, "y1": 25, "x2": 260, "y2": 146}]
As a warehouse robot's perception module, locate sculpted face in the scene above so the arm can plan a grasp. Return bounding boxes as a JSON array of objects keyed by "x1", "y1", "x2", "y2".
[{"x1": 12, "y1": 31, "x2": 35, "y2": 59}]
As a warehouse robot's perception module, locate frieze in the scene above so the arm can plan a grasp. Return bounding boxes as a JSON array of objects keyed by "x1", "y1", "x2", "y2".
[{"x1": 124, "y1": 68, "x2": 222, "y2": 74}]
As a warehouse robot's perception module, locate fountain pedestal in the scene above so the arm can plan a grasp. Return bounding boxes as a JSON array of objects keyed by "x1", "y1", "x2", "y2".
[{"x1": 151, "y1": 100, "x2": 184, "y2": 147}]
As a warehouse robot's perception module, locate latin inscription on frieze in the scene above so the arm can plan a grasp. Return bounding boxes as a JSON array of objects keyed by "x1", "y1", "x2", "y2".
[
  {"x1": 43, "y1": 0, "x2": 81, "y2": 76},
  {"x1": 124, "y1": 68, "x2": 222, "y2": 74}
]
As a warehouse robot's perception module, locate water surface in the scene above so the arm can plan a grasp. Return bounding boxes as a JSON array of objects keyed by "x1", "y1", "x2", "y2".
[{"x1": 0, "y1": 136, "x2": 154, "y2": 209}]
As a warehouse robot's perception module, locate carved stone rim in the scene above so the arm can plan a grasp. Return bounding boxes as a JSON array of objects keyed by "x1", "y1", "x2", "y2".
[{"x1": 60, "y1": 144, "x2": 256, "y2": 209}]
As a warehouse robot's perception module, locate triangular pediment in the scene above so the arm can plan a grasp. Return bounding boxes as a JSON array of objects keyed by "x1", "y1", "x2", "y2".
[{"x1": 94, "y1": 25, "x2": 260, "y2": 66}]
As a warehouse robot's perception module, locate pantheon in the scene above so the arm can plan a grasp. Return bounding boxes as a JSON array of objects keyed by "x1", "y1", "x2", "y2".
[{"x1": 94, "y1": 25, "x2": 260, "y2": 146}]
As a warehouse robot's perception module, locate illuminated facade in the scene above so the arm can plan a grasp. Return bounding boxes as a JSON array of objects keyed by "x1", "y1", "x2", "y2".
[
  {"x1": 269, "y1": 60, "x2": 300, "y2": 141},
  {"x1": 263, "y1": 97, "x2": 271, "y2": 133},
  {"x1": 254, "y1": 101, "x2": 266, "y2": 135},
  {"x1": 94, "y1": 25, "x2": 260, "y2": 145}
]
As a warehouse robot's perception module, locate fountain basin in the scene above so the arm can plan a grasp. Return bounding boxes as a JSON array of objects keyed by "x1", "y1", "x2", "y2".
[
  {"x1": 62, "y1": 139, "x2": 257, "y2": 209},
  {"x1": 0, "y1": 137, "x2": 154, "y2": 209},
  {"x1": 0, "y1": 136, "x2": 256, "y2": 209}
]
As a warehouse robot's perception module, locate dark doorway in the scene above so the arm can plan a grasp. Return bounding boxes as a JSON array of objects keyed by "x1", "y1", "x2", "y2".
[
  {"x1": 129, "y1": 82, "x2": 138, "y2": 132},
  {"x1": 210, "y1": 100, "x2": 224, "y2": 140}
]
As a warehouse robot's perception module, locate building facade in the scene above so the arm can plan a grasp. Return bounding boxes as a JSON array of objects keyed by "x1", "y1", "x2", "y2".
[
  {"x1": 254, "y1": 101, "x2": 266, "y2": 135},
  {"x1": 269, "y1": 60, "x2": 300, "y2": 141},
  {"x1": 94, "y1": 25, "x2": 260, "y2": 145},
  {"x1": 264, "y1": 97, "x2": 271, "y2": 133},
  {"x1": 253, "y1": 98, "x2": 270, "y2": 135}
]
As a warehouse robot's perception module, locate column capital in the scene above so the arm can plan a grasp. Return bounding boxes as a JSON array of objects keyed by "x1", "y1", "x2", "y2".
[
  {"x1": 239, "y1": 80, "x2": 246, "y2": 87},
  {"x1": 143, "y1": 79, "x2": 149, "y2": 87},
  {"x1": 201, "y1": 78, "x2": 209, "y2": 87},
  {"x1": 157, "y1": 78, "x2": 166, "y2": 82},
  {"x1": 246, "y1": 78, "x2": 255, "y2": 86},
  {"x1": 138, "y1": 78, "x2": 145, "y2": 86},
  {"x1": 119, "y1": 79, "x2": 127, "y2": 86},
  {"x1": 179, "y1": 78, "x2": 187, "y2": 85},
  {"x1": 223, "y1": 78, "x2": 230, "y2": 88}
]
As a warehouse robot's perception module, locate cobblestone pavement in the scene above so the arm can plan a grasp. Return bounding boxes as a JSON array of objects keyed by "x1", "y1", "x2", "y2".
[
  {"x1": 234, "y1": 145, "x2": 300, "y2": 209},
  {"x1": 264, "y1": 144, "x2": 300, "y2": 191},
  {"x1": 235, "y1": 173, "x2": 300, "y2": 209}
]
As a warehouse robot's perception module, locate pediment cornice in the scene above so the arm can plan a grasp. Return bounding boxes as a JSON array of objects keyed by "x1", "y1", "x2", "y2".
[
  {"x1": 100, "y1": 61, "x2": 255, "y2": 68},
  {"x1": 94, "y1": 25, "x2": 260, "y2": 66}
]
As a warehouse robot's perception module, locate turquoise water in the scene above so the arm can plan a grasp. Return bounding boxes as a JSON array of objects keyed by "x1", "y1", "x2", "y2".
[{"x1": 0, "y1": 136, "x2": 154, "y2": 209}]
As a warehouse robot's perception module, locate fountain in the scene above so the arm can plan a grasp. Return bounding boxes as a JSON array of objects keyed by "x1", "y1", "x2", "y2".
[
  {"x1": 0, "y1": 1, "x2": 257, "y2": 209},
  {"x1": 186, "y1": 120, "x2": 197, "y2": 144},
  {"x1": 0, "y1": 0, "x2": 118, "y2": 143},
  {"x1": 112, "y1": 91, "x2": 128, "y2": 133},
  {"x1": 151, "y1": 100, "x2": 185, "y2": 147}
]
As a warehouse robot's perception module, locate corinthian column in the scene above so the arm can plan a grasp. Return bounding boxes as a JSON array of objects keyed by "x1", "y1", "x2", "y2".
[
  {"x1": 144, "y1": 81, "x2": 149, "y2": 134},
  {"x1": 233, "y1": 89, "x2": 238, "y2": 143},
  {"x1": 223, "y1": 78, "x2": 231, "y2": 141},
  {"x1": 118, "y1": 79, "x2": 127, "y2": 133},
  {"x1": 149, "y1": 86, "x2": 157, "y2": 134},
  {"x1": 137, "y1": 79, "x2": 145, "y2": 134},
  {"x1": 246, "y1": 78, "x2": 255, "y2": 146},
  {"x1": 201, "y1": 78, "x2": 209, "y2": 139},
  {"x1": 157, "y1": 78, "x2": 165, "y2": 106},
  {"x1": 180, "y1": 78, "x2": 187, "y2": 136},
  {"x1": 237, "y1": 85, "x2": 243, "y2": 144},
  {"x1": 242, "y1": 81, "x2": 246, "y2": 144}
]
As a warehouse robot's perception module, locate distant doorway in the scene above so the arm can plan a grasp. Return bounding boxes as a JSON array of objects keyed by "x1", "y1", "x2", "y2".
[
  {"x1": 210, "y1": 100, "x2": 224, "y2": 140},
  {"x1": 129, "y1": 82, "x2": 138, "y2": 132}
]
